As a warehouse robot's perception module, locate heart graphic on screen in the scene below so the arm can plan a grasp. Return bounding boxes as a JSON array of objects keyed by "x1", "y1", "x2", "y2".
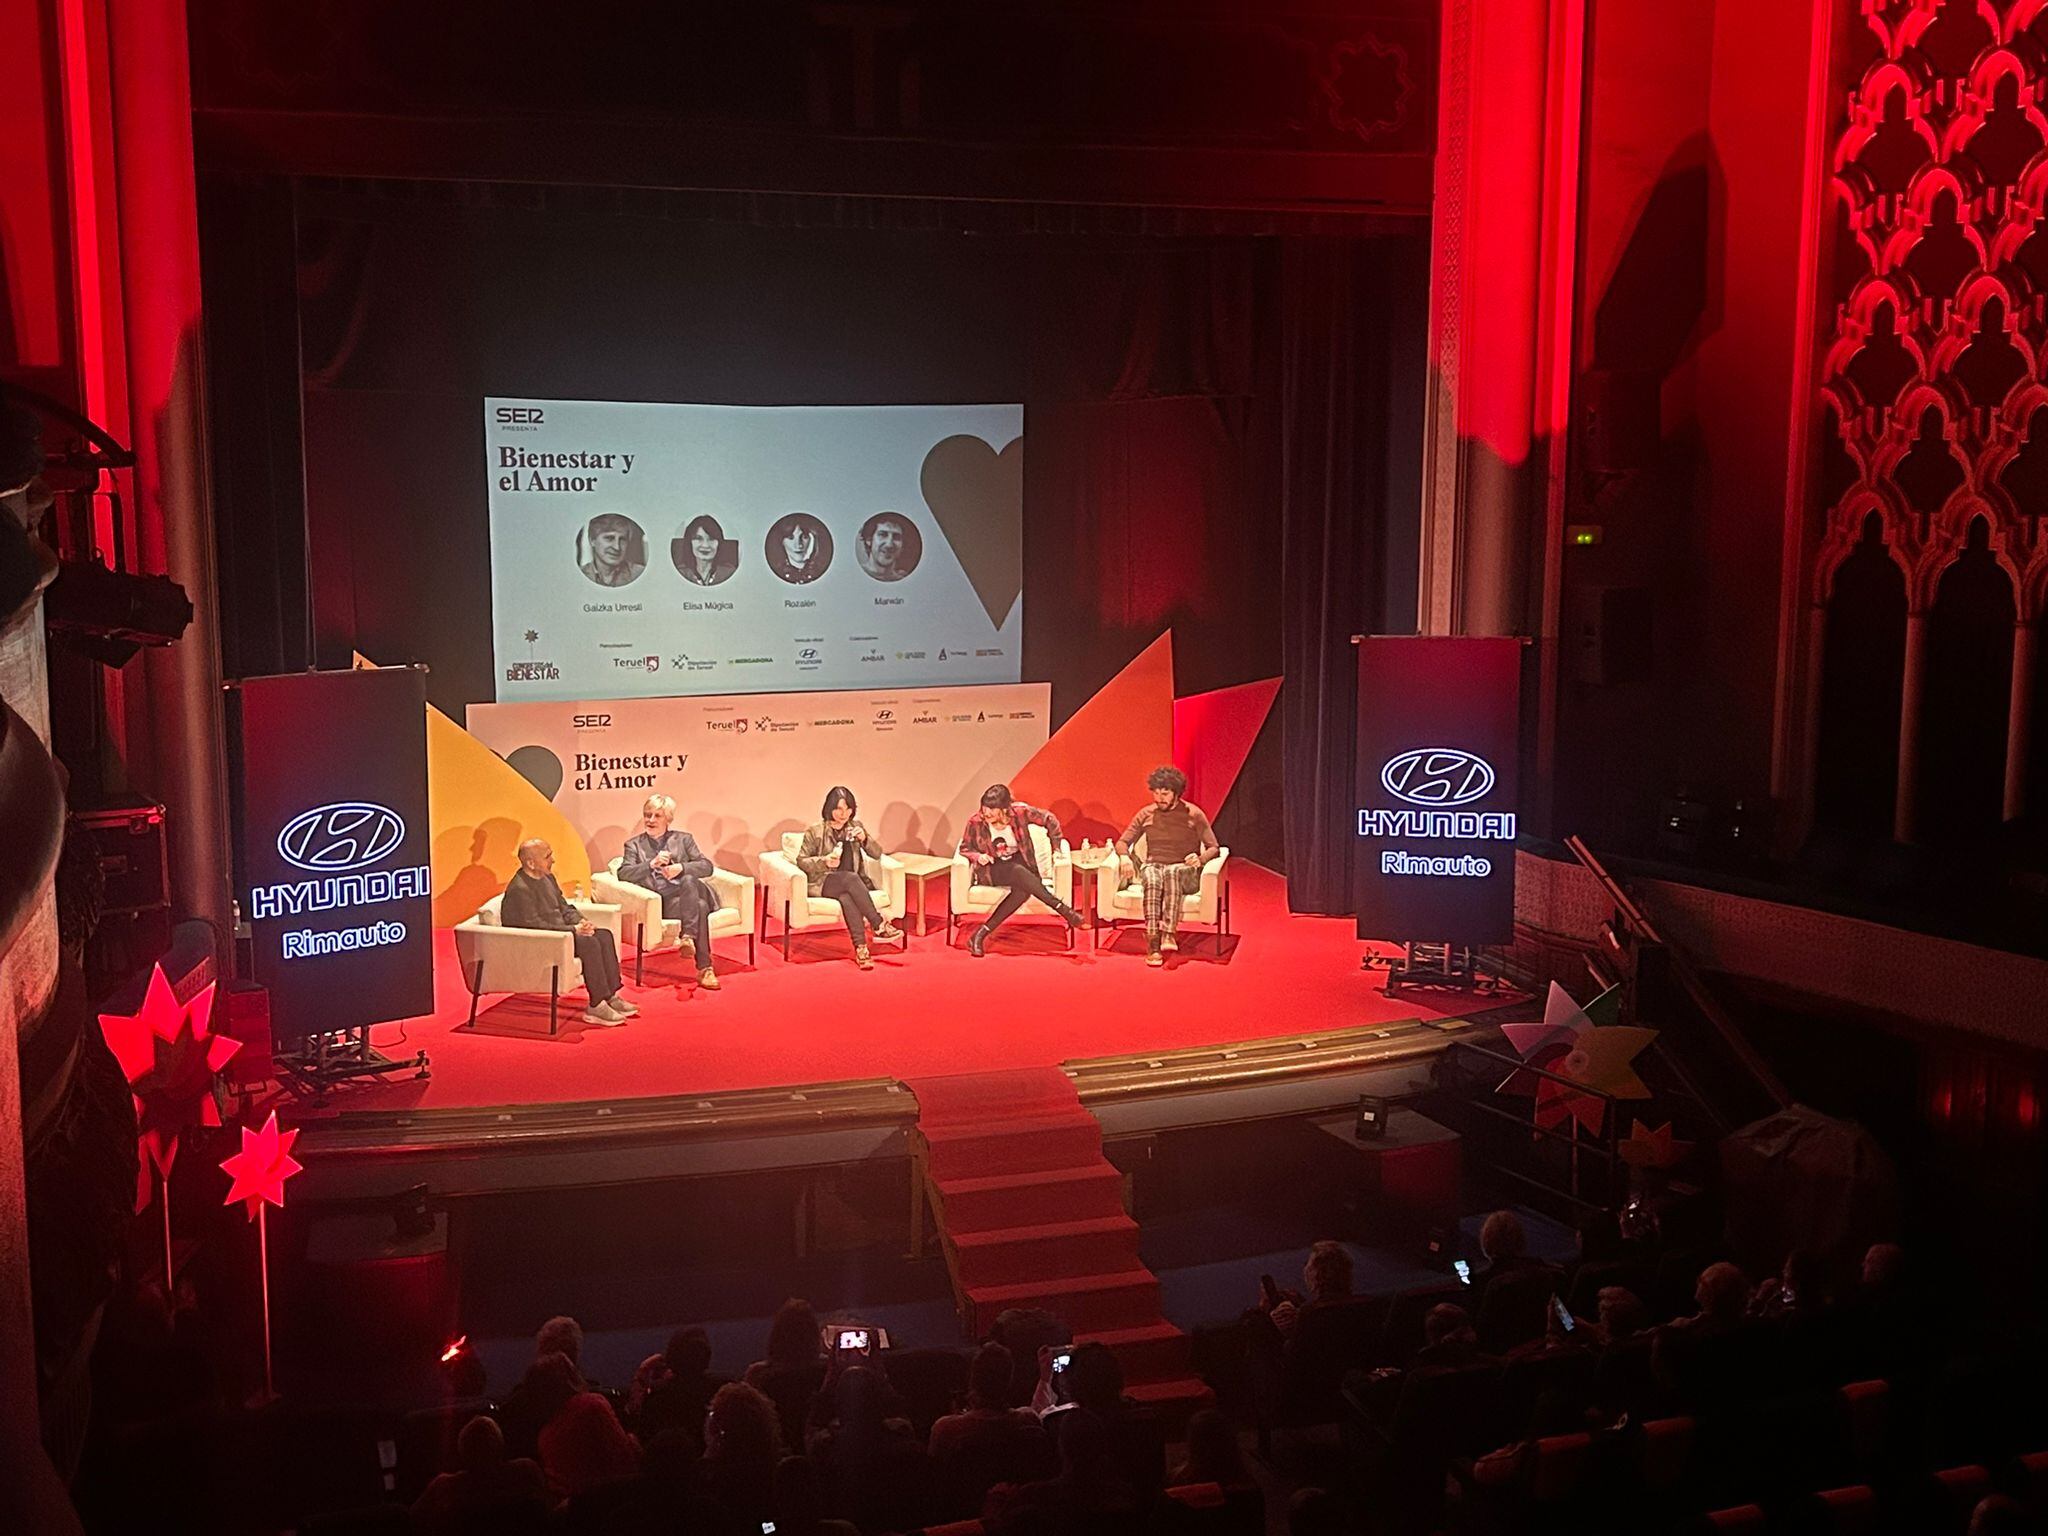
[{"x1": 922, "y1": 433, "x2": 1022, "y2": 630}]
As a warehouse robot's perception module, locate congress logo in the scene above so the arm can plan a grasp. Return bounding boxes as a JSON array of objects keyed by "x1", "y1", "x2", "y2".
[
  {"x1": 277, "y1": 802, "x2": 407, "y2": 873},
  {"x1": 1381, "y1": 748, "x2": 1496, "y2": 808}
]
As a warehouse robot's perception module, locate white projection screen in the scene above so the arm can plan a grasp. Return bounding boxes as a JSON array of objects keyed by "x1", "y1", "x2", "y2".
[{"x1": 487, "y1": 398, "x2": 1023, "y2": 700}]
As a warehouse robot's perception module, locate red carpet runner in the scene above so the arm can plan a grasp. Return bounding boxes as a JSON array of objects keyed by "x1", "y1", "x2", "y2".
[{"x1": 908, "y1": 1066, "x2": 1213, "y2": 1426}]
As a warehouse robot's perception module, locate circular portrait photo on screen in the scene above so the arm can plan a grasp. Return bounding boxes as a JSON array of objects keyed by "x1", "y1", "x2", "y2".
[
  {"x1": 579, "y1": 512, "x2": 647, "y2": 588},
  {"x1": 765, "y1": 512, "x2": 833, "y2": 585},
  {"x1": 857, "y1": 511, "x2": 922, "y2": 583},
  {"x1": 672, "y1": 513, "x2": 740, "y2": 586}
]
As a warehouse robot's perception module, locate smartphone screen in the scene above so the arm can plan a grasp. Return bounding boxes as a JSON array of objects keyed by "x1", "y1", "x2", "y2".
[
  {"x1": 837, "y1": 1328, "x2": 869, "y2": 1352},
  {"x1": 1551, "y1": 1294, "x2": 1575, "y2": 1333},
  {"x1": 1452, "y1": 1259, "x2": 1471, "y2": 1285},
  {"x1": 1051, "y1": 1351, "x2": 1073, "y2": 1374}
]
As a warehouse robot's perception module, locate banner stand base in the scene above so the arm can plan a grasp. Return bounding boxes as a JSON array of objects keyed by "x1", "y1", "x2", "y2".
[
  {"x1": 1383, "y1": 941, "x2": 1496, "y2": 995},
  {"x1": 275, "y1": 1026, "x2": 430, "y2": 1105}
]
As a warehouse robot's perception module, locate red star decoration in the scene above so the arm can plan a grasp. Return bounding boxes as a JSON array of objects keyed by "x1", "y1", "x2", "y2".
[
  {"x1": 219, "y1": 1111, "x2": 302, "y2": 1221},
  {"x1": 1618, "y1": 1119, "x2": 1691, "y2": 1170},
  {"x1": 98, "y1": 963, "x2": 240, "y2": 1210}
]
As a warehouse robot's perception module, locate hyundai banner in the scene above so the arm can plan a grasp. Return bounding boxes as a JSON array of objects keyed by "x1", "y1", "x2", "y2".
[
  {"x1": 229, "y1": 667, "x2": 435, "y2": 1040},
  {"x1": 1354, "y1": 637, "x2": 1521, "y2": 945}
]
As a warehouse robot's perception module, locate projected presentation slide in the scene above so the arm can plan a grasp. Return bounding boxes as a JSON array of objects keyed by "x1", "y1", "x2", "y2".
[{"x1": 487, "y1": 398, "x2": 1023, "y2": 700}]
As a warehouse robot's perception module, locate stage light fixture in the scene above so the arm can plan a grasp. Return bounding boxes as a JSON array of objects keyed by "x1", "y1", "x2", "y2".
[{"x1": 1355, "y1": 1094, "x2": 1388, "y2": 1140}]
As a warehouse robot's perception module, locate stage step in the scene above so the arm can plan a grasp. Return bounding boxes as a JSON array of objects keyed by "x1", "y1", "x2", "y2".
[
  {"x1": 965, "y1": 1267, "x2": 1160, "y2": 1337},
  {"x1": 948, "y1": 1213, "x2": 1141, "y2": 1289},
  {"x1": 919, "y1": 1111, "x2": 1103, "y2": 1180},
  {"x1": 1074, "y1": 1321, "x2": 1193, "y2": 1386},
  {"x1": 933, "y1": 1163, "x2": 1126, "y2": 1234},
  {"x1": 1126, "y1": 1375, "x2": 1217, "y2": 1435}
]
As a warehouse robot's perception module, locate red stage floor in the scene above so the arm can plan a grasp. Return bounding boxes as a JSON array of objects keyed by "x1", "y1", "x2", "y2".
[{"x1": 344, "y1": 865, "x2": 1463, "y2": 1112}]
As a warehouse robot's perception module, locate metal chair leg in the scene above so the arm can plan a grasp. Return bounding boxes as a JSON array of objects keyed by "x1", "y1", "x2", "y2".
[
  {"x1": 634, "y1": 920, "x2": 645, "y2": 985},
  {"x1": 548, "y1": 966, "x2": 559, "y2": 1036},
  {"x1": 783, "y1": 902, "x2": 792, "y2": 960},
  {"x1": 465, "y1": 961, "x2": 483, "y2": 1027}
]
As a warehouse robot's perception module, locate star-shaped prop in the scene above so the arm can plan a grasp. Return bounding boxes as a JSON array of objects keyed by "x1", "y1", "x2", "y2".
[
  {"x1": 1498, "y1": 980, "x2": 1655, "y2": 1134},
  {"x1": 1618, "y1": 1119, "x2": 1691, "y2": 1170},
  {"x1": 99, "y1": 963, "x2": 240, "y2": 1210},
  {"x1": 219, "y1": 1111, "x2": 303, "y2": 1221}
]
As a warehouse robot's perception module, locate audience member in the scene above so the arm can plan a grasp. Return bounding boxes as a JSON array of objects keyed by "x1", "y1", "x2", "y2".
[
  {"x1": 989, "y1": 1307, "x2": 1070, "y2": 1414},
  {"x1": 635, "y1": 1324, "x2": 729, "y2": 1446},
  {"x1": 1265, "y1": 1239, "x2": 1356, "y2": 1339},
  {"x1": 1674, "y1": 1261, "x2": 1751, "y2": 1331},
  {"x1": 537, "y1": 1377, "x2": 641, "y2": 1498},
  {"x1": 803, "y1": 1363, "x2": 929, "y2": 1532},
  {"x1": 772, "y1": 1453, "x2": 862, "y2": 1536},
  {"x1": 499, "y1": 1349, "x2": 585, "y2": 1463},
  {"x1": 746, "y1": 1298, "x2": 829, "y2": 1450},
  {"x1": 1749, "y1": 1247, "x2": 1825, "y2": 1318},
  {"x1": 983, "y1": 1407, "x2": 1146, "y2": 1536},
  {"x1": 1046, "y1": 1340, "x2": 1165, "y2": 1499},
  {"x1": 1473, "y1": 1211, "x2": 1563, "y2": 1354},
  {"x1": 930, "y1": 1343, "x2": 1043, "y2": 1459},
  {"x1": 703, "y1": 1380, "x2": 786, "y2": 1526},
  {"x1": 1414, "y1": 1303, "x2": 1489, "y2": 1369},
  {"x1": 624, "y1": 1352, "x2": 672, "y2": 1421},
  {"x1": 410, "y1": 1414, "x2": 551, "y2": 1535},
  {"x1": 1167, "y1": 1407, "x2": 1252, "y2": 1491},
  {"x1": 1969, "y1": 1493, "x2": 2029, "y2": 1535}
]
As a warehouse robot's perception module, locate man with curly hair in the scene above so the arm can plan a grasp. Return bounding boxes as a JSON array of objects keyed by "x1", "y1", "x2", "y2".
[{"x1": 1113, "y1": 766, "x2": 1218, "y2": 967}]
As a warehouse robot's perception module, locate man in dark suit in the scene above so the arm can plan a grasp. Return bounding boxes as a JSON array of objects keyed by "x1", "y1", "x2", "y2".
[
  {"x1": 502, "y1": 839, "x2": 635, "y2": 1025},
  {"x1": 619, "y1": 793, "x2": 722, "y2": 990}
]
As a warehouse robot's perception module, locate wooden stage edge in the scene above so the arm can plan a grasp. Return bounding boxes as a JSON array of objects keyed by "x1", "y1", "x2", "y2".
[{"x1": 289, "y1": 1008, "x2": 1519, "y2": 1201}]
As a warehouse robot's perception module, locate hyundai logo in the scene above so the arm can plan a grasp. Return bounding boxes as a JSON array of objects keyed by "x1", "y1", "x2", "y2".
[
  {"x1": 1381, "y1": 748, "x2": 1496, "y2": 808},
  {"x1": 277, "y1": 802, "x2": 408, "y2": 872}
]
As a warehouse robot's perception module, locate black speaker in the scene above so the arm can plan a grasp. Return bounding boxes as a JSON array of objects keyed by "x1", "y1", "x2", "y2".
[{"x1": 1355, "y1": 1094, "x2": 1389, "y2": 1140}]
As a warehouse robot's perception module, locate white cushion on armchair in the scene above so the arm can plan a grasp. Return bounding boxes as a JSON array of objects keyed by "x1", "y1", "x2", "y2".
[
  {"x1": 591, "y1": 856, "x2": 756, "y2": 964},
  {"x1": 1098, "y1": 843, "x2": 1231, "y2": 928},
  {"x1": 949, "y1": 824, "x2": 1073, "y2": 921},
  {"x1": 760, "y1": 832, "x2": 907, "y2": 936}
]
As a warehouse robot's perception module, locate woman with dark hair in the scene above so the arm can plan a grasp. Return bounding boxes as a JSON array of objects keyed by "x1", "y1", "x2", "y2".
[
  {"x1": 746, "y1": 1299, "x2": 829, "y2": 1450},
  {"x1": 956, "y1": 783, "x2": 1082, "y2": 958},
  {"x1": 674, "y1": 514, "x2": 738, "y2": 585},
  {"x1": 795, "y1": 787, "x2": 904, "y2": 970}
]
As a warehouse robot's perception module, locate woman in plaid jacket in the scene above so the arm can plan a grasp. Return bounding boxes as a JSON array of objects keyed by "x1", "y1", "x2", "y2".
[{"x1": 957, "y1": 783, "x2": 1084, "y2": 957}]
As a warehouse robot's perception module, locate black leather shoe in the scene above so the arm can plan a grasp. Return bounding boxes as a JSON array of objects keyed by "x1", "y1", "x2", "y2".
[
  {"x1": 968, "y1": 926, "x2": 990, "y2": 958},
  {"x1": 1060, "y1": 902, "x2": 1084, "y2": 929}
]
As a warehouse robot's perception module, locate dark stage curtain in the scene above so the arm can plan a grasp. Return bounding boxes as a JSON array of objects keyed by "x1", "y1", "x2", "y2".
[
  {"x1": 203, "y1": 185, "x2": 1425, "y2": 875},
  {"x1": 1278, "y1": 238, "x2": 1429, "y2": 912}
]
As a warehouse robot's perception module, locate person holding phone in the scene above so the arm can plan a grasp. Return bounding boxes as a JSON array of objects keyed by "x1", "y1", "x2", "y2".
[
  {"x1": 795, "y1": 787, "x2": 905, "y2": 970},
  {"x1": 957, "y1": 783, "x2": 1084, "y2": 957}
]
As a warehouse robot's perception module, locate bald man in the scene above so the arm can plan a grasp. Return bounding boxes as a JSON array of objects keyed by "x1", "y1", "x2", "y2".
[{"x1": 500, "y1": 839, "x2": 636, "y2": 1025}]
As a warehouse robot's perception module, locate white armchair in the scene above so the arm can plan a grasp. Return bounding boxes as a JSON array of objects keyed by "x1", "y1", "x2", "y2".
[
  {"x1": 948, "y1": 824, "x2": 1074, "y2": 948},
  {"x1": 591, "y1": 857, "x2": 757, "y2": 981},
  {"x1": 452, "y1": 894, "x2": 623, "y2": 1035},
  {"x1": 759, "y1": 832, "x2": 907, "y2": 959},
  {"x1": 1095, "y1": 843, "x2": 1232, "y2": 953}
]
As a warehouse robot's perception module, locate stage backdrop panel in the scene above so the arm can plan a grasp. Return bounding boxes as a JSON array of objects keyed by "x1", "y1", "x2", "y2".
[
  {"x1": 466, "y1": 682, "x2": 1049, "y2": 883},
  {"x1": 488, "y1": 397, "x2": 1023, "y2": 701},
  {"x1": 228, "y1": 666, "x2": 435, "y2": 1041},
  {"x1": 1354, "y1": 637, "x2": 1521, "y2": 946}
]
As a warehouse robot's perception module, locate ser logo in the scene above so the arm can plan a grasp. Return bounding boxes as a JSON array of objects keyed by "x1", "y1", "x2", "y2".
[
  {"x1": 572, "y1": 713, "x2": 612, "y2": 729},
  {"x1": 1380, "y1": 748, "x2": 1496, "y2": 808},
  {"x1": 494, "y1": 406, "x2": 545, "y2": 424},
  {"x1": 277, "y1": 802, "x2": 406, "y2": 873}
]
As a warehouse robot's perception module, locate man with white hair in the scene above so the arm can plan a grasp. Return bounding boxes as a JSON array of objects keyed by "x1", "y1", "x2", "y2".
[
  {"x1": 500, "y1": 838, "x2": 637, "y2": 1024},
  {"x1": 619, "y1": 793, "x2": 722, "y2": 990}
]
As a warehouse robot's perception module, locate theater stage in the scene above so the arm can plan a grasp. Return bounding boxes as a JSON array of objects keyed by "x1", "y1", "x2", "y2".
[{"x1": 289, "y1": 864, "x2": 1519, "y2": 1197}]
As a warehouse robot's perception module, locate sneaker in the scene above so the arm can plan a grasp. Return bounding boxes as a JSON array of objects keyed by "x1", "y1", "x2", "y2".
[
  {"x1": 606, "y1": 994, "x2": 640, "y2": 1017},
  {"x1": 1160, "y1": 933, "x2": 1178, "y2": 954},
  {"x1": 1146, "y1": 949, "x2": 1165, "y2": 968},
  {"x1": 967, "y1": 926, "x2": 990, "y2": 958},
  {"x1": 874, "y1": 922, "x2": 904, "y2": 944},
  {"x1": 697, "y1": 968, "x2": 721, "y2": 991},
  {"x1": 854, "y1": 946, "x2": 874, "y2": 971},
  {"x1": 581, "y1": 1001, "x2": 626, "y2": 1025}
]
